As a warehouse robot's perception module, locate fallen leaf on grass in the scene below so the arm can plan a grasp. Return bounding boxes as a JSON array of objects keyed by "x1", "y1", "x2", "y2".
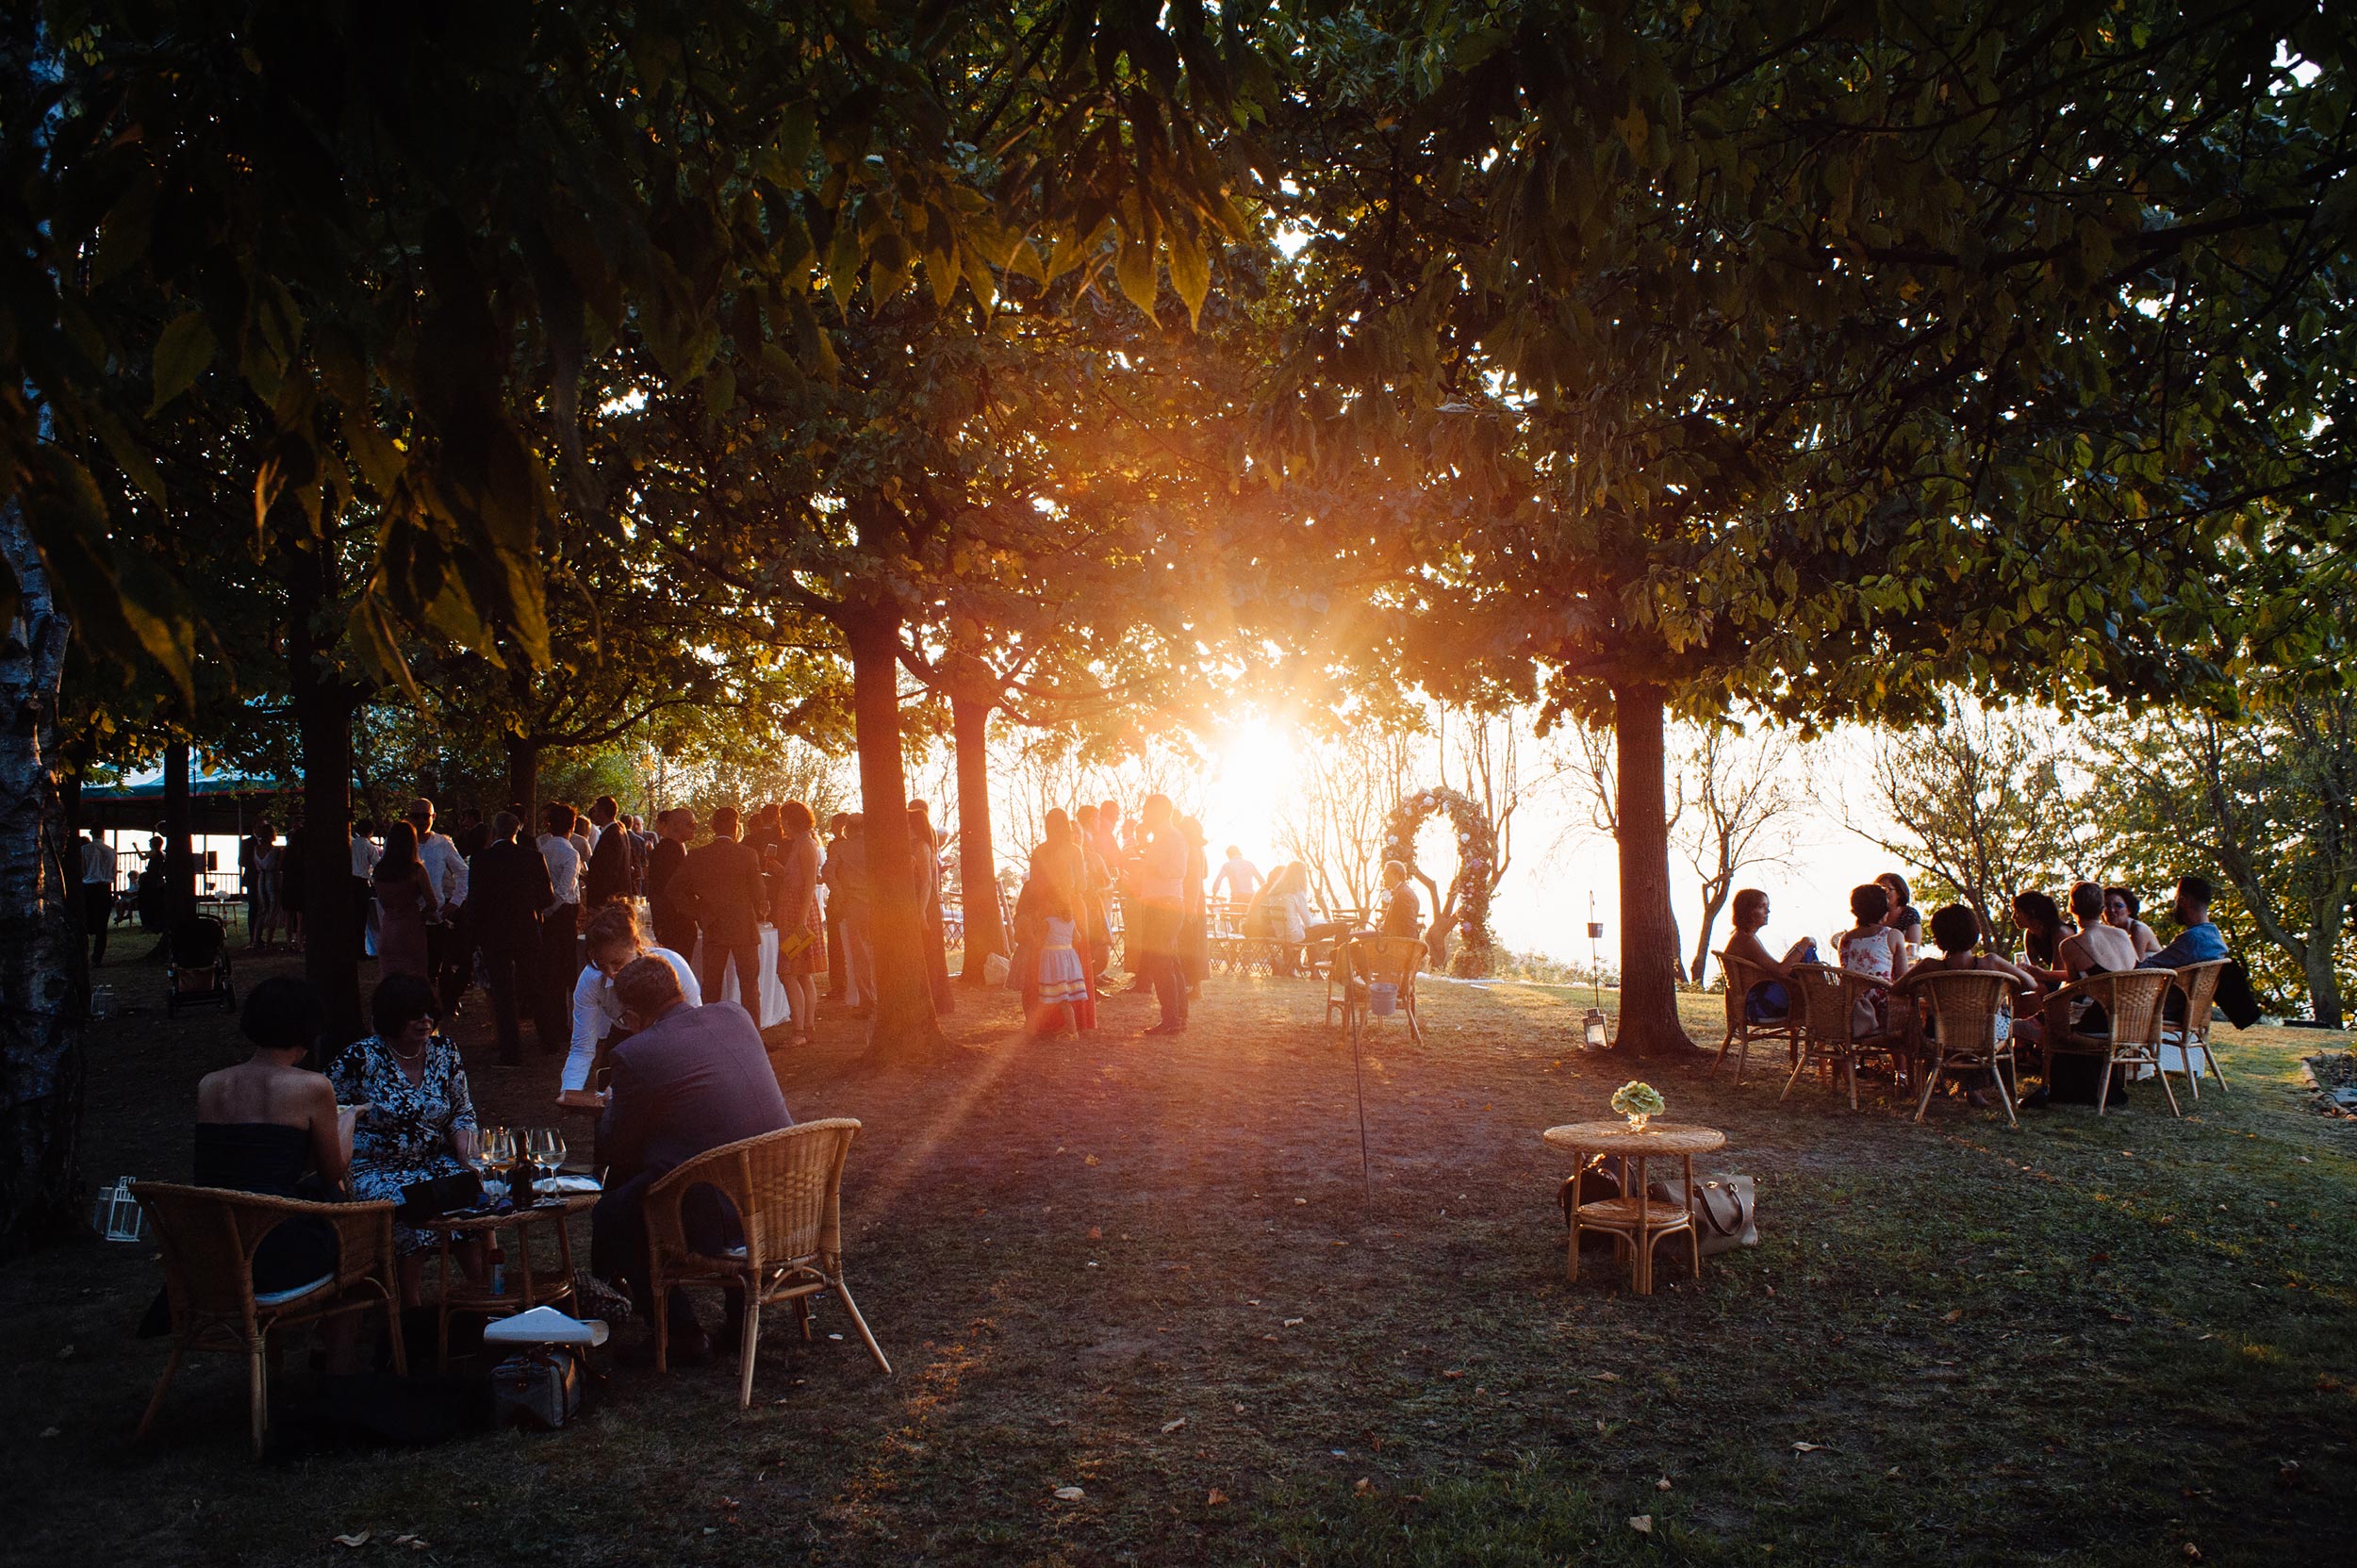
[
  {"x1": 1353, "y1": 1477, "x2": 1374, "y2": 1496},
  {"x1": 1053, "y1": 1486, "x2": 1085, "y2": 1502},
  {"x1": 1282, "y1": 1317, "x2": 1304, "y2": 1328},
  {"x1": 2183, "y1": 1544, "x2": 2201, "y2": 1561},
  {"x1": 1884, "y1": 1466, "x2": 1901, "y2": 1479},
  {"x1": 392, "y1": 1536, "x2": 430, "y2": 1552},
  {"x1": 1941, "y1": 1309, "x2": 1963, "y2": 1323},
  {"x1": 1206, "y1": 1490, "x2": 1228, "y2": 1506},
  {"x1": 1088, "y1": 1227, "x2": 1102, "y2": 1240},
  {"x1": 1591, "y1": 1371, "x2": 1621, "y2": 1382},
  {"x1": 1162, "y1": 1417, "x2": 1187, "y2": 1433},
  {"x1": 55, "y1": 1345, "x2": 74, "y2": 1361},
  {"x1": 1442, "y1": 1370, "x2": 1465, "y2": 1379},
  {"x1": 1656, "y1": 1477, "x2": 1673, "y2": 1493},
  {"x1": 1628, "y1": 1514, "x2": 1654, "y2": 1534},
  {"x1": 39, "y1": 1427, "x2": 59, "y2": 1439},
  {"x1": 332, "y1": 1533, "x2": 371, "y2": 1549},
  {"x1": 1083, "y1": 1155, "x2": 1100, "y2": 1166},
  {"x1": 1792, "y1": 1442, "x2": 1826, "y2": 1453}
]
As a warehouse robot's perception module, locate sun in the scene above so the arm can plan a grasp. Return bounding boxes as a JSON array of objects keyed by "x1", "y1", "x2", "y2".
[{"x1": 1203, "y1": 717, "x2": 1301, "y2": 862}]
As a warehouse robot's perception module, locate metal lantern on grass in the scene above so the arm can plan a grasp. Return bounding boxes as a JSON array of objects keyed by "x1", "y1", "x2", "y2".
[{"x1": 92, "y1": 1177, "x2": 148, "y2": 1242}]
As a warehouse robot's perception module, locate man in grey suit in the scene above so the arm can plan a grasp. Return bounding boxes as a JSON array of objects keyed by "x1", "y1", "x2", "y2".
[{"x1": 591, "y1": 955, "x2": 791, "y2": 1362}]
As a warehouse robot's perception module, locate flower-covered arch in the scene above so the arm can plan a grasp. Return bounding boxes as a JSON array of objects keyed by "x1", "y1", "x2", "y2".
[{"x1": 1382, "y1": 785, "x2": 1499, "y2": 977}]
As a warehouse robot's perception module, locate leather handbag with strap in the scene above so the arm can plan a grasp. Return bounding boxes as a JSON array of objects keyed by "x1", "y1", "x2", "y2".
[{"x1": 1645, "y1": 1174, "x2": 1759, "y2": 1257}]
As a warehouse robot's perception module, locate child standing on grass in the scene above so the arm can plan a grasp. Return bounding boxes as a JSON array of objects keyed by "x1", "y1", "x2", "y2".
[{"x1": 1019, "y1": 878, "x2": 1096, "y2": 1040}]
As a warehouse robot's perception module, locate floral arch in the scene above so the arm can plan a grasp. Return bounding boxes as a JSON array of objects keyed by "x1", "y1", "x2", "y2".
[{"x1": 1382, "y1": 785, "x2": 1499, "y2": 978}]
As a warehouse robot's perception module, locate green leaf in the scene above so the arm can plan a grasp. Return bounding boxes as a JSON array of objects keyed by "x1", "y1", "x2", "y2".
[
  {"x1": 1115, "y1": 230, "x2": 1160, "y2": 317},
  {"x1": 1167, "y1": 225, "x2": 1210, "y2": 327},
  {"x1": 148, "y1": 310, "x2": 215, "y2": 416}
]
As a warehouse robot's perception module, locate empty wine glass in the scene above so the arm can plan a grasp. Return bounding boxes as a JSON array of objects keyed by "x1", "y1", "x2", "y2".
[{"x1": 542, "y1": 1127, "x2": 569, "y2": 1176}]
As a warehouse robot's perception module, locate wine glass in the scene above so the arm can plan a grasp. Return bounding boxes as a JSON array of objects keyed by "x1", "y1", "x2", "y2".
[
  {"x1": 542, "y1": 1127, "x2": 569, "y2": 1178},
  {"x1": 524, "y1": 1127, "x2": 554, "y2": 1188},
  {"x1": 481, "y1": 1126, "x2": 515, "y2": 1181}
]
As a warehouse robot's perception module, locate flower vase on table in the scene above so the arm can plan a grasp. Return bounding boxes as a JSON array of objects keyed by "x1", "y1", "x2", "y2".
[{"x1": 1610, "y1": 1080, "x2": 1666, "y2": 1133}]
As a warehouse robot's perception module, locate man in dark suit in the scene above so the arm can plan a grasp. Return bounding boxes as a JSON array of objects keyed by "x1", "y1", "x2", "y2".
[
  {"x1": 466, "y1": 811, "x2": 553, "y2": 1065},
  {"x1": 583, "y1": 794, "x2": 635, "y2": 908},
  {"x1": 591, "y1": 956, "x2": 792, "y2": 1361},
  {"x1": 645, "y1": 807, "x2": 697, "y2": 954},
  {"x1": 677, "y1": 805, "x2": 767, "y2": 1006}
]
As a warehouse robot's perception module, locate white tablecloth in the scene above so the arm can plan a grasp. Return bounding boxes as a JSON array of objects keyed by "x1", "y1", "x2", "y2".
[{"x1": 690, "y1": 924, "x2": 790, "y2": 1030}]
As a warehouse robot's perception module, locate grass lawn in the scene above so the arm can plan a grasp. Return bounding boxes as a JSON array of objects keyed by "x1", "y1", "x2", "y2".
[{"x1": 6, "y1": 952, "x2": 2352, "y2": 1566}]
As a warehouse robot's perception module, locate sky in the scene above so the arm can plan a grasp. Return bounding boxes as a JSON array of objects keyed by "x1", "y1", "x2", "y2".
[{"x1": 1189, "y1": 715, "x2": 1896, "y2": 974}]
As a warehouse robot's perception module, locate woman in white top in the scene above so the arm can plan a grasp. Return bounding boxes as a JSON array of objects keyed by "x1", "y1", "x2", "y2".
[
  {"x1": 557, "y1": 900, "x2": 700, "y2": 1106},
  {"x1": 1835, "y1": 883, "x2": 1908, "y2": 1033}
]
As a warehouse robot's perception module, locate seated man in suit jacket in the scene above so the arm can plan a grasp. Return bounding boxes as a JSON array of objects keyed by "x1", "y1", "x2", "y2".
[{"x1": 590, "y1": 955, "x2": 792, "y2": 1362}]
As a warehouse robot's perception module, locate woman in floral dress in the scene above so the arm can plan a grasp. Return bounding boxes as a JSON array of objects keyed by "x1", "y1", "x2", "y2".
[{"x1": 328, "y1": 973, "x2": 480, "y2": 1302}]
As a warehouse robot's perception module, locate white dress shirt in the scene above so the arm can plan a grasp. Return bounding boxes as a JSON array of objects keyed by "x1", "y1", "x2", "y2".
[
  {"x1": 418, "y1": 830, "x2": 469, "y2": 912},
  {"x1": 81, "y1": 837, "x2": 117, "y2": 885},
  {"x1": 537, "y1": 833, "x2": 582, "y2": 906},
  {"x1": 560, "y1": 946, "x2": 701, "y2": 1092},
  {"x1": 1211, "y1": 855, "x2": 1263, "y2": 902},
  {"x1": 349, "y1": 834, "x2": 381, "y2": 879}
]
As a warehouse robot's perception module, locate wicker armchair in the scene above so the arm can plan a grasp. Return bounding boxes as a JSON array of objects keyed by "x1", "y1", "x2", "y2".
[
  {"x1": 1711, "y1": 951, "x2": 1801, "y2": 1084},
  {"x1": 643, "y1": 1118, "x2": 891, "y2": 1407},
  {"x1": 1327, "y1": 933, "x2": 1426, "y2": 1046},
  {"x1": 2049, "y1": 968, "x2": 2180, "y2": 1116},
  {"x1": 1905, "y1": 970, "x2": 2021, "y2": 1128},
  {"x1": 130, "y1": 1183, "x2": 404, "y2": 1455},
  {"x1": 2164, "y1": 959, "x2": 2232, "y2": 1098},
  {"x1": 1782, "y1": 964, "x2": 1906, "y2": 1111}
]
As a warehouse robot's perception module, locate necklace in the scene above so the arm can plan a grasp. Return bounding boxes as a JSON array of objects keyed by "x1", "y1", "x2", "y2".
[{"x1": 387, "y1": 1034, "x2": 427, "y2": 1063}]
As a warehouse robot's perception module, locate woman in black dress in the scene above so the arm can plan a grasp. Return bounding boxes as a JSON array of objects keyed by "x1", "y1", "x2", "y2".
[{"x1": 192, "y1": 977, "x2": 353, "y2": 1293}]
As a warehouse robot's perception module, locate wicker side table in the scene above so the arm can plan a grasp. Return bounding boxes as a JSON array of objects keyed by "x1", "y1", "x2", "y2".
[
  {"x1": 428, "y1": 1193, "x2": 598, "y2": 1368},
  {"x1": 1541, "y1": 1122, "x2": 1727, "y2": 1296}
]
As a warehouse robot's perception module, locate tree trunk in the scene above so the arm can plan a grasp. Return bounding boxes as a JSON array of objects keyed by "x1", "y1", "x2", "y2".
[
  {"x1": 2303, "y1": 905, "x2": 2346, "y2": 1030},
  {"x1": 1611, "y1": 684, "x2": 1691, "y2": 1054},
  {"x1": 0, "y1": 499, "x2": 87, "y2": 1254},
  {"x1": 950, "y1": 689, "x2": 1007, "y2": 982},
  {"x1": 163, "y1": 740, "x2": 195, "y2": 926},
  {"x1": 503, "y1": 734, "x2": 540, "y2": 816},
  {"x1": 843, "y1": 599, "x2": 949, "y2": 1058},
  {"x1": 1689, "y1": 879, "x2": 1733, "y2": 986},
  {"x1": 289, "y1": 550, "x2": 366, "y2": 1044}
]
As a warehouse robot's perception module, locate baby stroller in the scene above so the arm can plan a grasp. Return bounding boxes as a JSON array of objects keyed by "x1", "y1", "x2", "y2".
[{"x1": 165, "y1": 913, "x2": 237, "y2": 1016}]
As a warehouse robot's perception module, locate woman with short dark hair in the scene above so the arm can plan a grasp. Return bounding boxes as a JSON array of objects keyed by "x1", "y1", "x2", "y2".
[
  {"x1": 328, "y1": 974, "x2": 481, "y2": 1302},
  {"x1": 191, "y1": 978, "x2": 352, "y2": 1291},
  {"x1": 2103, "y1": 886, "x2": 2163, "y2": 959}
]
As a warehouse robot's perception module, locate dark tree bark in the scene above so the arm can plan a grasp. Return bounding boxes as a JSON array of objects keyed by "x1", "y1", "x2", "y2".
[
  {"x1": 949, "y1": 685, "x2": 1007, "y2": 982},
  {"x1": 503, "y1": 734, "x2": 540, "y2": 817},
  {"x1": 843, "y1": 597, "x2": 950, "y2": 1058},
  {"x1": 1610, "y1": 684, "x2": 1693, "y2": 1055},
  {"x1": 162, "y1": 741, "x2": 195, "y2": 925},
  {"x1": 0, "y1": 498, "x2": 87, "y2": 1254},
  {"x1": 289, "y1": 549, "x2": 367, "y2": 1044}
]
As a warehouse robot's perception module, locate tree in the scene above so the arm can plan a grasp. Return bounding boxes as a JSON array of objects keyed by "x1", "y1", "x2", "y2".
[
  {"x1": 1675, "y1": 726, "x2": 1797, "y2": 983},
  {"x1": 2112, "y1": 701, "x2": 2357, "y2": 1028},
  {"x1": 1854, "y1": 707, "x2": 2090, "y2": 945},
  {"x1": 1280, "y1": 723, "x2": 1418, "y2": 916},
  {"x1": 1261, "y1": 1, "x2": 2353, "y2": 1051}
]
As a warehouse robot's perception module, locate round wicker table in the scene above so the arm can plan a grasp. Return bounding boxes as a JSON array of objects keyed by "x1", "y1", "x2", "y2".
[
  {"x1": 1541, "y1": 1121, "x2": 1726, "y2": 1296},
  {"x1": 428, "y1": 1192, "x2": 599, "y2": 1368}
]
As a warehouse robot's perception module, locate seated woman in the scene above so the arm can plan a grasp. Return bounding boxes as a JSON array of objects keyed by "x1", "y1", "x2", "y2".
[
  {"x1": 2039, "y1": 880, "x2": 2144, "y2": 1046},
  {"x1": 559, "y1": 900, "x2": 700, "y2": 1109},
  {"x1": 2103, "y1": 886, "x2": 2165, "y2": 959},
  {"x1": 328, "y1": 973, "x2": 481, "y2": 1304},
  {"x1": 1721, "y1": 888, "x2": 1796, "y2": 1020},
  {"x1": 192, "y1": 976, "x2": 353, "y2": 1293},
  {"x1": 1895, "y1": 904, "x2": 2046, "y2": 1107},
  {"x1": 1835, "y1": 883, "x2": 1908, "y2": 1034},
  {"x1": 1877, "y1": 872, "x2": 1924, "y2": 961},
  {"x1": 2011, "y1": 890, "x2": 2071, "y2": 988}
]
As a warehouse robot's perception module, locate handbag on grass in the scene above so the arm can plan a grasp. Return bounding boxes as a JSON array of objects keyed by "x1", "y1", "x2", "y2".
[{"x1": 1645, "y1": 1174, "x2": 1759, "y2": 1256}]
